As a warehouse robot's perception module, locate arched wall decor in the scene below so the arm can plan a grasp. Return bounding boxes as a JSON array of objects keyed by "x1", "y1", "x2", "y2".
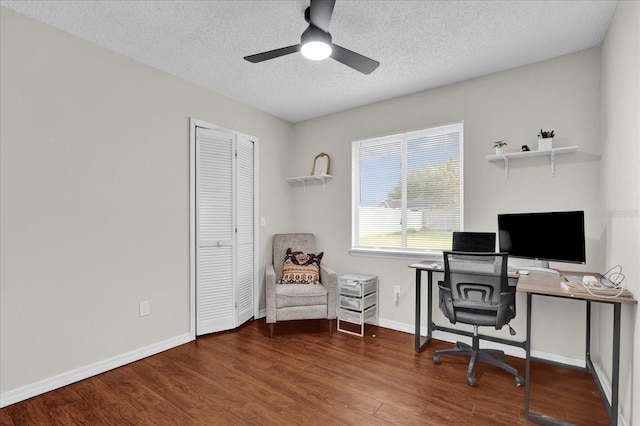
[{"x1": 311, "y1": 152, "x2": 330, "y2": 176}]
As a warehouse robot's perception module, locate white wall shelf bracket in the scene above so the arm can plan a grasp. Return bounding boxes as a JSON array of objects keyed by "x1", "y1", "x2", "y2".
[
  {"x1": 286, "y1": 175, "x2": 333, "y2": 192},
  {"x1": 485, "y1": 146, "x2": 579, "y2": 179}
]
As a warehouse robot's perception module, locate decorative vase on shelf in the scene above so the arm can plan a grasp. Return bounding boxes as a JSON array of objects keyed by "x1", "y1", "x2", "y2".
[
  {"x1": 495, "y1": 148, "x2": 504, "y2": 155},
  {"x1": 538, "y1": 137, "x2": 553, "y2": 151}
]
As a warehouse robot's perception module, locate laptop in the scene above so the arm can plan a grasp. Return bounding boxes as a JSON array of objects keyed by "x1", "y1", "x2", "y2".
[{"x1": 452, "y1": 232, "x2": 496, "y2": 252}]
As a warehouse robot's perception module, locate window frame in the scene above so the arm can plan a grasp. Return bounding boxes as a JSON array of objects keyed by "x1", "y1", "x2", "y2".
[{"x1": 350, "y1": 121, "x2": 464, "y2": 260}]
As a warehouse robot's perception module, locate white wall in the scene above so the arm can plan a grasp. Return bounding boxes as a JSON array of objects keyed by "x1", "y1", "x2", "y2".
[
  {"x1": 600, "y1": 1, "x2": 640, "y2": 424},
  {"x1": 291, "y1": 48, "x2": 603, "y2": 359},
  {"x1": 0, "y1": 7, "x2": 293, "y2": 398}
]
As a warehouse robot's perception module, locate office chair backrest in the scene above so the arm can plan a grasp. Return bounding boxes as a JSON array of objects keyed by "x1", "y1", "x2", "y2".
[{"x1": 443, "y1": 251, "x2": 509, "y2": 311}]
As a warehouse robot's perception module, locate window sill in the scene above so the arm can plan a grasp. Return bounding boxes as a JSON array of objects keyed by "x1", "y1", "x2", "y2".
[{"x1": 349, "y1": 247, "x2": 442, "y2": 261}]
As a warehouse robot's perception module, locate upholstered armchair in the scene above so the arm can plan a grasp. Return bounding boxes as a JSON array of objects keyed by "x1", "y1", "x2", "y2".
[{"x1": 265, "y1": 233, "x2": 337, "y2": 337}]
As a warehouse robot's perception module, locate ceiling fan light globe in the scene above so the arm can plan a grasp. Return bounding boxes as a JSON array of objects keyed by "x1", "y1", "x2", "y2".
[{"x1": 301, "y1": 41, "x2": 332, "y2": 61}]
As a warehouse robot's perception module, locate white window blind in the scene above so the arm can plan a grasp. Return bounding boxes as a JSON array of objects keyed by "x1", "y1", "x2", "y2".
[{"x1": 351, "y1": 122, "x2": 463, "y2": 257}]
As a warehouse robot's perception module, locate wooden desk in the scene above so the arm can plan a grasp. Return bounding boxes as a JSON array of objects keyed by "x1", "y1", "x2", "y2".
[
  {"x1": 518, "y1": 272, "x2": 636, "y2": 426},
  {"x1": 409, "y1": 263, "x2": 636, "y2": 426}
]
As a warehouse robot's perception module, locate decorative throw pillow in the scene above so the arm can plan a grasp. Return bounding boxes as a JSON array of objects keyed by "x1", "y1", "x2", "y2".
[{"x1": 279, "y1": 248, "x2": 324, "y2": 284}]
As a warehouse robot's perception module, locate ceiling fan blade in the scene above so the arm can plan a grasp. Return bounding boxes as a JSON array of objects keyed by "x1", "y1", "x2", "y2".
[
  {"x1": 309, "y1": 0, "x2": 336, "y2": 32},
  {"x1": 244, "y1": 44, "x2": 301, "y2": 63},
  {"x1": 331, "y1": 44, "x2": 379, "y2": 74}
]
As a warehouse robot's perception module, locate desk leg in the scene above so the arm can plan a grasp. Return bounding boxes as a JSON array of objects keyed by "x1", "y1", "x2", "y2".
[
  {"x1": 414, "y1": 269, "x2": 432, "y2": 352},
  {"x1": 415, "y1": 269, "x2": 421, "y2": 352},
  {"x1": 611, "y1": 303, "x2": 621, "y2": 426},
  {"x1": 525, "y1": 294, "x2": 623, "y2": 426},
  {"x1": 586, "y1": 301, "x2": 591, "y2": 362},
  {"x1": 427, "y1": 270, "x2": 433, "y2": 340},
  {"x1": 525, "y1": 293, "x2": 532, "y2": 419},
  {"x1": 586, "y1": 301, "x2": 620, "y2": 426}
]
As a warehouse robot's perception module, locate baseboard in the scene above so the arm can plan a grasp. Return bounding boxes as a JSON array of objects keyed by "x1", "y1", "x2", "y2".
[
  {"x1": 591, "y1": 360, "x2": 614, "y2": 412},
  {"x1": 377, "y1": 317, "x2": 583, "y2": 366},
  {"x1": 377, "y1": 318, "x2": 415, "y2": 334},
  {"x1": 0, "y1": 333, "x2": 192, "y2": 408}
]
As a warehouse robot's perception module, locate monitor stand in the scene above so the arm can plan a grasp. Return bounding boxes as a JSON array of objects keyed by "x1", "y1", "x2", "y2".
[{"x1": 516, "y1": 261, "x2": 560, "y2": 276}]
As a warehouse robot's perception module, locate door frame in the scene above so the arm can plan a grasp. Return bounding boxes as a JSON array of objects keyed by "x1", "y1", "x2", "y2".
[{"x1": 189, "y1": 117, "x2": 260, "y2": 339}]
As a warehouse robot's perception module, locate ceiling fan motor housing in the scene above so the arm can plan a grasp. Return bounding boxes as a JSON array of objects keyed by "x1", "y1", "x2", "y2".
[{"x1": 301, "y1": 25, "x2": 332, "y2": 46}]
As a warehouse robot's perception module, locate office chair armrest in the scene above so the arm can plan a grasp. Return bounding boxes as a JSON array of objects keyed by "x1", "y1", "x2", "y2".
[
  {"x1": 320, "y1": 264, "x2": 338, "y2": 319},
  {"x1": 438, "y1": 284, "x2": 456, "y2": 324},
  {"x1": 495, "y1": 291, "x2": 516, "y2": 330},
  {"x1": 265, "y1": 264, "x2": 277, "y2": 324}
]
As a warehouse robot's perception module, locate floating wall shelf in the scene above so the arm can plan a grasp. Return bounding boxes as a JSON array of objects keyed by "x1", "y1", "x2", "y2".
[
  {"x1": 286, "y1": 174, "x2": 333, "y2": 192},
  {"x1": 486, "y1": 146, "x2": 579, "y2": 178}
]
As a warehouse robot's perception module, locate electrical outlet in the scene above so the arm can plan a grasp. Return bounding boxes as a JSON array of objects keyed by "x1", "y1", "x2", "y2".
[
  {"x1": 394, "y1": 285, "x2": 401, "y2": 303},
  {"x1": 139, "y1": 300, "x2": 150, "y2": 317}
]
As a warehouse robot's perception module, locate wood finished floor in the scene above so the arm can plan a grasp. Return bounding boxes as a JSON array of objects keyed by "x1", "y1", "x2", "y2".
[{"x1": 1, "y1": 319, "x2": 609, "y2": 425}]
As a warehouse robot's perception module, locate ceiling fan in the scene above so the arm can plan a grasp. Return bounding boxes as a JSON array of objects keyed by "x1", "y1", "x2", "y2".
[{"x1": 243, "y1": 0, "x2": 379, "y2": 75}]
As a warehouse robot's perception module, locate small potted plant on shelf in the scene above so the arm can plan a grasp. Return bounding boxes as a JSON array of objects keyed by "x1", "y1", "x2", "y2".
[
  {"x1": 493, "y1": 140, "x2": 507, "y2": 155},
  {"x1": 537, "y1": 129, "x2": 555, "y2": 151}
]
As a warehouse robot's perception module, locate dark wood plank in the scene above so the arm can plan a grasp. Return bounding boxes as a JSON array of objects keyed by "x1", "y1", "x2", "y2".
[
  {"x1": 1, "y1": 319, "x2": 609, "y2": 425},
  {"x1": 0, "y1": 406, "x2": 16, "y2": 426}
]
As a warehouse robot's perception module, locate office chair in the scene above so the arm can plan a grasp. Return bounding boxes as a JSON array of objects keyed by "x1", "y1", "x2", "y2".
[{"x1": 433, "y1": 251, "x2": 525, "y2": 387}]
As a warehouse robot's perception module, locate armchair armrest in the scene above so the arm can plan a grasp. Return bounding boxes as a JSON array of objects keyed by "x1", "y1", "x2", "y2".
[
  {"x1": 320, "y1": 264, "x2": 338, "y2": 319},
  {"x1": 265, "y1": 264, "x2": 277, "y2": 324}
]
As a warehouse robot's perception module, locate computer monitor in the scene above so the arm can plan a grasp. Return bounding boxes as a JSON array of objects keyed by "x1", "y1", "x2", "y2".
[
  {"x1": 452, "y1": 232, "x2": 496, "y2": 252},
  {"x1": 498, "y1": 211, "x2": 586, "y2": 271}
]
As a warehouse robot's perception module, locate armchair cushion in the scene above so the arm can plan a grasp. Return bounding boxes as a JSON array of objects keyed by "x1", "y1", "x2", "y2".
[
  {"x1": 275, "y1": 283, "x2": 328, "y2": 308},
  {"x1": 279, "y1": 248, "x2": 324, "y2": 284}
]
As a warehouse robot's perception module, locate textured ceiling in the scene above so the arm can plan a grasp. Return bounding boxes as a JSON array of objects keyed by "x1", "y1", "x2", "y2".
[{"x1": 1, "y1": 0, "x2": 617, "y2": 123}]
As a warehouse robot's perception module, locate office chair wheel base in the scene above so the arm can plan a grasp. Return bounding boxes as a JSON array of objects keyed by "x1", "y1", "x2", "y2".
[
  {"x1": 515, "y1": 375, "x2": 525, "y2": 386},
  {"x1": 467, "y1": 376, "x2": 478, "y2": 387},
  {"x1": 433, "y1": 354, "x2": 441, "y2": 365}
]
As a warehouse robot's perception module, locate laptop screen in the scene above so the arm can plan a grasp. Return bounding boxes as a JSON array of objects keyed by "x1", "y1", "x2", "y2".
[{"x1": 452, "y1": 232, "x2": 496, "y2": 252}]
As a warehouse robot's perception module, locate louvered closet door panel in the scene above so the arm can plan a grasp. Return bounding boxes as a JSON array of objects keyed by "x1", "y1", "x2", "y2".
[
  {"x1": 196, "y1": 128, "x2": 235, "y2": 335},
  {"x1": 236, "y1": 135, "x2": 254, "y2": 325}
]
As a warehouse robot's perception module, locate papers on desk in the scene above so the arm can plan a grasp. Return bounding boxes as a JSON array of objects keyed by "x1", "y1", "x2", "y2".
[{"x1": 560, "y1": 280, "x2": 582, "y2": 291}]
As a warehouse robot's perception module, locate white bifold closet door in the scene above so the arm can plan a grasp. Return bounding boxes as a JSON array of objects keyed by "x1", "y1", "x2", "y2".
[{"x1": 196, "y1": 127, "x2": 254, "y2": 336}]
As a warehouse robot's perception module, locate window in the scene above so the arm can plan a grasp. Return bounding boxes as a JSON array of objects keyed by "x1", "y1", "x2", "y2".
[{"x1": 351, "y1": 122, "x2": 463, "y2": 258}]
